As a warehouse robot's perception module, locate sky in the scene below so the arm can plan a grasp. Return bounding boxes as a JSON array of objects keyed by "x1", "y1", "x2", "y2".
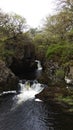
[{"x1": 0, "y1": 0, "x2": 56, "y2": 28}]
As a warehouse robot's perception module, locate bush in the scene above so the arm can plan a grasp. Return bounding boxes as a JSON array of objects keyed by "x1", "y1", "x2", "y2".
[
  {"x1": 46, "y1": 43, "x2": 73, "y2": 63},
  {"x1": 55, "y1": 69, "x2": 65, "y2": 80}
]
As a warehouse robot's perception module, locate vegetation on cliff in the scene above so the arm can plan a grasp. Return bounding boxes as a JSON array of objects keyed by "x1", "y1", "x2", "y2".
[
  {"x1": 35, "y1": 0, "x2": 73, "y2": 112},
  {"x1": 0, "y1": 10, "x2": 36, "y2": 89}
]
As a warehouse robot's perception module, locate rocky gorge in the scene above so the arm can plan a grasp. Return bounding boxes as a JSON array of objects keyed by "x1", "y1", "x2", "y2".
[{"x1": 0, "y1": 34, "x2": 37, "y2": 92}]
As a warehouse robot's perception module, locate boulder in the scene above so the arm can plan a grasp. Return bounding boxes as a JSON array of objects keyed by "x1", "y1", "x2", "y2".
[
  {"x1": 0, "y1": 60, "x2": 18, "y2": 92},
  {"x1": 43, "y1": 60, "x2": 65, "y2": 85}
]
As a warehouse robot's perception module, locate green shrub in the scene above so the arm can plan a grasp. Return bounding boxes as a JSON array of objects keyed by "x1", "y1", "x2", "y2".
[
  {"x1": 46, "y1": 43, "x2": 73, "y2": 63},
  {"x1": 55, "y1": 69, "x2": 65, "y2": 79}
]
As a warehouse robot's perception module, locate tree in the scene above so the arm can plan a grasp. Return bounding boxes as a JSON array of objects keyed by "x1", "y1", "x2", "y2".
[
  {"x1": 57, "y1": 0, "x2": 73, "y2": 11},
  {"x1": 0, "y1": 9, "x2": 27, "y2": 39},
  {"x1": 43, "y1": 8, "x2": 73, "y2": 42}
]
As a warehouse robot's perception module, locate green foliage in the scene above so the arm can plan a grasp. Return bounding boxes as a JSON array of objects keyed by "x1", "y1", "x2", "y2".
[
  {"x1": 46, "y1": 43, "x2": 73, "y2": 63},
  {"x1": 0, "y1": 9, "x2": 26, "y2": 39},
  {"x1": 0, "y1": 41, "x2": 5, "y2": 60},
  {"x1": 0, "y1": 31, "x2": 33, "y2": 65},
  {"x1": 56, "y1": 69, "x2": 65, "y2": 79},
  {"x1": 57, "y1": 0, "x2": 73, "y2": 12},
  {"x1": 57, "y1": 94, "x2": 73, "y2": 107},
  {"x1": 44, "y1": 1, "x2": 73, "y2": 42}
]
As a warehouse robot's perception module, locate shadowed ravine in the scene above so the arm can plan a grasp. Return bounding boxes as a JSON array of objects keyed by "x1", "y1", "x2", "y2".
[{"x1": 0, "y1": 61, "x2": 73, "y2": 130}]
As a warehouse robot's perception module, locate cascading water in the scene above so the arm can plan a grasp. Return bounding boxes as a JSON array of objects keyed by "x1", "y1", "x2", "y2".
[
  {"x1": 16, "y1": 80, "x2": 44, "y2": 104},
  {"x1": 0, "y1": 61, "x2": 73, "y2": 130},
  {"x1": 0, "y1": 60, "x2": 43, "y2": 103},
  {"x1": 35, "y1": 60, "x2": 42, "y2": 70},
  {"x1": 35, "y1": 60, "x2": 43, "y2": 79}
]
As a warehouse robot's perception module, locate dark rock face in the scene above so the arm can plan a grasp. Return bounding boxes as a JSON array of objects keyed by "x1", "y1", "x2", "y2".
[
  {"x1": 5, "y1": 35, "x2": 37, "y2": 77},
  {"x1": 43, "y1": 60, "x2": 65, "y2": 86},
  {"x1": 0, "y1": 60, "x2": 18, "y2": 92},
  {"x1": 0, "y1": 34, "x2": 37, "y2": 92},
  {"x1": 9, "y1": 44, "x2": 37, "y2": 76}
]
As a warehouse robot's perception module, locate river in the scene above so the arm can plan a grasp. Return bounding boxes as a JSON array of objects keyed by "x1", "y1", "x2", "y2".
[{"x1": 0, "y1": 61, "x2": 73, "y2": 130}]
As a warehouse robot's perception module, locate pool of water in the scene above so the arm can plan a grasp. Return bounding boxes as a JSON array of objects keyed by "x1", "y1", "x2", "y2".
[{"x1": 0, "y1": 84, "x2": 73, "y2": 130}]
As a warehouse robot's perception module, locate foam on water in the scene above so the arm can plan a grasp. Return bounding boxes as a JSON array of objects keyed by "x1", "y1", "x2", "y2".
[
  {"x1": 0, "y1": 90, "x2": 16, "y2": 96},
  {"x1": 16, "y1": 80, "x2": 44, "y2": 104}
]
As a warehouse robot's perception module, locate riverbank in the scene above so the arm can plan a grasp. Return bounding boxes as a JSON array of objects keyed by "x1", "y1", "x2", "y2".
[{"x1": 35, "y1": 85, "x2": 73, "y2": 114}]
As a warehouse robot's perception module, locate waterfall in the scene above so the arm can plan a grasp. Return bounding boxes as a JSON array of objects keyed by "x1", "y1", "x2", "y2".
[
  {"x1": 35, "y1": 60, "x2": 42, "y2": 70},
  {"x1": 16, "y1": 80, "x2": 44, "y2": 104}
]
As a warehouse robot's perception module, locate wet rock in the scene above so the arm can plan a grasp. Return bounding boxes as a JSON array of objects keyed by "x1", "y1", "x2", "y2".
[
  {"x1": 35, "y1": 87, "x2": 54, "y2": 101},
  {"x1": 64, "y1": 66, "x2": 73, "y2": 85},
  {"x1": 0, "y1": 60, "x2": 18, "y2": 92},
  {"x1": 43, "y1": 60, "x2": 65, "y2": 85},
  {"x1": 70, "y1": 66, "x2": 73, "y2": 78}
]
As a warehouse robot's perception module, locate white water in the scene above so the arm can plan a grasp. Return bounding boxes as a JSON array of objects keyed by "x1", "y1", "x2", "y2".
[
  {"x1": 0, "y1": 90, "x2": 16, "y2": 96},
  {"x1": 16, "y1": 80, "x2": 44, "y2": 104},
  {"x1": 35, "y1": 60, "x2": 42, "y2": 70},
  {"x1": 17, "y1": 60, "x2": 43, "y2": 103}
]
